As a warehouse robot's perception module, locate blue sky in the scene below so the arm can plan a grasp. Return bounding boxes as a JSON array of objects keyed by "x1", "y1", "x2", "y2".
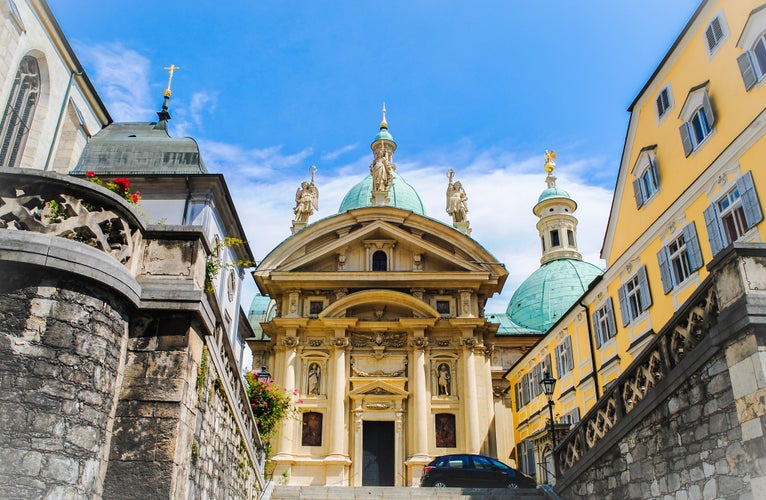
[{"x1": 49, "y1": 0, "x2": 701, "y2": 311}]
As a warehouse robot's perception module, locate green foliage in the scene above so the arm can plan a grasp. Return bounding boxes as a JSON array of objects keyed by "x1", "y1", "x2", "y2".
[
  {"x1": 197, "y1": 347, "x2": 209, "y2": 400},
  {"x1": 245, "y1": 372, "x2": 301, "y2": 457},
  {"x1": 191, "y1": 439, "x2": 200, "y2": 465},
  {"x1": 204, "y1": 237, "x2": 257, "y2": 293},
  {"x1": 45, "y1": 199, "x2": 69, "y2": 223}
]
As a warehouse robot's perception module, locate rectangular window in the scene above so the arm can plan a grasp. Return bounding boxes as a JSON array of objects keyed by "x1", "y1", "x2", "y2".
[
  {"x1": 567, "y1": 230, "x2": 575, "y2": 247},
  {"x1": 550, "y1": 229, "x2": 561, "y2": 247},
  {"x1": 436, "y1": 300, "x2": 450, "y2": 315},
  {"x1": 704, "y1": 171, "x2": 764, "y2": 256},
  {"x1": 656, "y1": 87, "x2": 671, "y2": 118},
  {"x1": 657, "y1": 223, "x2": 704, "y2": 294},
  {"x1": 309, "y1": 301, "x2": 324, "y2": 315},
  {"x1": 705, "y1": 16, "x2": 725, "y2": 53},
  {"x1": 517, "y1": 441, "x2": 536, "y2": 476},
  {"x1": 691, "y1": 108, "x2": 711, "y2": 145},
  {"x1": 632, "y1": 154, "x2": 661, "y2": 208},
  {"x1": 618, "y1": 266, "x2": 652, "y2": 326},
  {"x1": 593, "y1": 298, "x2": 616, "y2": 347},
  {"x1": 679, "y1": 91, "x2": 716, "y2": 157},
  {"x1": 555, "y1": 337, "x2": 574, "y2": 377}
]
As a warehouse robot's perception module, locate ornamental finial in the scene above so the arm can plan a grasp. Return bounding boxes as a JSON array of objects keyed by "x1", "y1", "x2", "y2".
[
  {"x1": 380, "y1": 102, "x2": 388, "y2": 128},
  {"x1": 163, "y1": 64, "x2": 180, "y2": 97},
  {"x1": 544, "y1": 150, "x2": 556, "y2": 174}
]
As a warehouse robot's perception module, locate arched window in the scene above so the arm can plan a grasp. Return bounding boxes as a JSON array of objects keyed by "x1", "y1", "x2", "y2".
[
  {"x1": 372, "y1": 250, "x2": 387, "y2": 271},
  {"x1": 0, "y1": 56, "x2": 40, "y2": 167}
]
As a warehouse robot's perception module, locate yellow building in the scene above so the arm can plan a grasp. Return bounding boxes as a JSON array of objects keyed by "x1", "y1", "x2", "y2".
[{"x1": 505, "y1": 0, "x2": 766, "y2": 486}]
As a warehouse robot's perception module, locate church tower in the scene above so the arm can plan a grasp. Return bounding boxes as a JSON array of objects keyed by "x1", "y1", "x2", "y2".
[{"x1": 535, "y1": 151, "x2": 582, "y2": 264}]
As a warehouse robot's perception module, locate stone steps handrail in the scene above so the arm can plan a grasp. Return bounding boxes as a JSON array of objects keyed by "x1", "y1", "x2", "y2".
[{"x1": 557, "y1": 275, "x2": 719, "y2": 475}]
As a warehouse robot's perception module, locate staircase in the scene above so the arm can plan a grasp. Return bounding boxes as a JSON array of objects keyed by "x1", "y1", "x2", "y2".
[{"x1": 269, "y1": 486, "x2": 549, "y2": 499}]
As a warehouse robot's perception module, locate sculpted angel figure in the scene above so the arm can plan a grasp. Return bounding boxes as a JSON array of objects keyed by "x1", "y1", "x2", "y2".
[
  {"x1": 293, "y1": 166, "x2": 319, "y2": 223},
  {"x1": 445, "y1": 169, "x2": 468, "y2": 224}
]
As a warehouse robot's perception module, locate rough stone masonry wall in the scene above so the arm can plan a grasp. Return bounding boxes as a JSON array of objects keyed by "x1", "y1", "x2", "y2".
[
  {"x1": 187, "y1": 347, "x2": 260, "y2": 499},
  {"x1": 0, "y1": 264, "x2": 129, "y2": 499},
  {"x1": 561, "y1": 346, "x2": 750, "y2": 499}
]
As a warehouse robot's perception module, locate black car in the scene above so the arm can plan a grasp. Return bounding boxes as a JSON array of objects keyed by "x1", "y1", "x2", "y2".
[{"x1": 420, "y1": 454, "x2": 537, "y2": 489}]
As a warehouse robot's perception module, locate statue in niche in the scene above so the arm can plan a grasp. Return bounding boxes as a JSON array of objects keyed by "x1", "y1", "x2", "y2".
[
  {"x1": 293, "y1": 165, "x2": 319, "y2": 224},
  {"x1": 445, "y1": 169, "x2": 468, "y2": 224},
  {"x1": 307, "y1": 362, "x2": 321, "y2": 396},
  {"x1": 437, "y1": 363, "x2": 451, "y2": 396}
]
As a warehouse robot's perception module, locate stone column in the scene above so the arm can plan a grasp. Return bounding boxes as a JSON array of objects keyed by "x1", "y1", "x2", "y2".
[
  {"x1": 275, "y1": 333, "x2": 299, "y2": 456},
  {"x1": 411, "y1": 335, "x2": 429, "y2": 459},
  {"x1": 462, "y1": 337, "x2": 481, "y2": 453},
  {"x1": 329, "y1": 337, "x2": 349, "y2": 458}
]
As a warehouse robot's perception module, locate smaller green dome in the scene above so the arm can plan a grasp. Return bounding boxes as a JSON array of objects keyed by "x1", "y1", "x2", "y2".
[
  {"x1": 507, "y1": 258, "x2": 602, "y2": 332},
  {"x1": 338, "y1": 172, "x2": 425, "y2": 215},
  {"x1": 248, "y1": 295, "x2": 276, "y2": 340},
  {"x1": 373, "y1": 126, "x2": 395, "y2": 143},
  {"x1": 538, "y1": 187, "x2": 571, "y2": 203}
]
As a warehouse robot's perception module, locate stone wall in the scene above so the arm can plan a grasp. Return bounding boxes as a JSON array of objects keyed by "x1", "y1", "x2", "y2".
[
  {"x1": 0, "y1": 264, "x2": 129, "y2": 498},
  {"x1": 560, "y1": 346, "x2": 747, "y2": 499},
  {"x1": 188, "y1": 347, "x2": 260, "y2": 499}
]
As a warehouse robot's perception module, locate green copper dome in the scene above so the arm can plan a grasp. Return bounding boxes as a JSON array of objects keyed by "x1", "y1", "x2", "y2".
[
  {"x1": 506, "y1": 258, "x2": 602, "y2": 332},
  {"x1": 537, "y1": 186, "x2": 571, "y2": 203},
  {"x1": 373, "y1": 126, "x2": 395, "y2": 143},
  {"x1": 338, "y1": 172, "x2": 425, "y2": 215},
  {"x1": 247, "y1": 295, "x2": 276, "y2": 341}
]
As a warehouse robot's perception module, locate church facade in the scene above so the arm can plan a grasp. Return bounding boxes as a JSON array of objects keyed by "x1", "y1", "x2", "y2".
[{"x1": 253, "y1": 116, "x2": 524, "y2": 486}]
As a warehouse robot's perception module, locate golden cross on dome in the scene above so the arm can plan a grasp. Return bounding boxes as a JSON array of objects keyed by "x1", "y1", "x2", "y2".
[{"x1": 163, "y1": 64, "x2": 180, "y2": 96}]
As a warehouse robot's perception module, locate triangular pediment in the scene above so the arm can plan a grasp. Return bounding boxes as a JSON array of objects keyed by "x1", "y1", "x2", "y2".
[
  {"x1": 349, "y1": 379, "x2": 409, "y2": 399},
  {"x1": 275, "y1": 218, "x2": 484, "y2": 273}
]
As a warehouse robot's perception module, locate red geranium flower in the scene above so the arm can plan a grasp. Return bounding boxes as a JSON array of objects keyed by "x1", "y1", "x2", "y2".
[
  {"x1": 129, "y1": 193, "x2": 139, "y2": 204},
  {"x1": 85, "y1": 171, "x2": 96, "y2": 178},
  {"x1": 113, "y1": 178, "x2": 130, "y2": 192}
]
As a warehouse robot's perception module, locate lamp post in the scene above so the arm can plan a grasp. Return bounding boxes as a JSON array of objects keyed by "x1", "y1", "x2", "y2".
[
  {"x1": 256, "y1": 365, "x2": 271, "y2": 384},
  {"x1": 540, "y1": 370, "x2": 558, "y2": 482}
]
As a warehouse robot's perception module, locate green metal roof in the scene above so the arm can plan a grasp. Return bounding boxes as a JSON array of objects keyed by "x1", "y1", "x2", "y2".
[
  {"x1": 486, "y1": 312, "x2": 543, "y2": 336},
  {"x1": 537, "y1": 186, "x2": 571, "y2": 203},
  {"x1": 247, "y1": 295, "x2": 275, "y2": 341},
  {"x1": 373, "y1": 126, "x2": 395, "y2": 143},
  {"x1": 506, "y1": 258, "x2": 602, "y2": 332},
  {"x1": 338, "y1": 172, "x2": 425, "y2": 215},
  {"x1": 73, "y1": 122, "x2": 207, "y2": 175}
]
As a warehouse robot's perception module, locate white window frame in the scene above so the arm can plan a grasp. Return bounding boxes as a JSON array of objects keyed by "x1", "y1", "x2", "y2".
[
  {"x1": 704, "y1": 171, "x2": 764, "y2": 256},
  {"x1": 617, "y1": 266, "x2": 652, "y2": 326},
  {"x1": 704, "y1": 12, "x2": 729, "y2": 58},
  {"x1": 736, "y1": 7, "x2": 766, "y2": 91},
  {"x1": 631, "y1": 146, "x2": 660, "y2": 208},
  {"x1": 657, "y1": 222, "x2": 704, "y2": 294},
  {"x1": 655, "y1": 85, "x2": 673, "y2": 121},
  {"x1": 678, "y1": 84, "x2": 715, "y2": 157},
  {"x1": 593, "y1": 298, "x2": 616, "y2": 348},
  {"x1": 555, "y1": 337, "x2": 574, "y2": 377}
]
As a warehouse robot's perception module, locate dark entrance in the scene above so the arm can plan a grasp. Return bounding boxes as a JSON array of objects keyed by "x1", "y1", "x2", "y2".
[{"x1": 362, "y1": 420, "x2": 394, "y2": 486}]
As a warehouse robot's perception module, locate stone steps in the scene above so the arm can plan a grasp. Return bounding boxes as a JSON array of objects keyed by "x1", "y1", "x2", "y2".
[{"x1": 269, "y1": 485, "x2": 548, "y2": 499}]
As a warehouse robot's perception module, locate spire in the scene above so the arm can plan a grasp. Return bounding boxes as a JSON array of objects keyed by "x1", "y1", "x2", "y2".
[
  {"x1": 155, "y1": 64, "x2": 180, "y2": 128},
  {"x1": 533, "y1": 150, "x2": 581, "y2": 265},
  {"x1": 380, "y1": 102, "x2": 388, "y2": 129}
]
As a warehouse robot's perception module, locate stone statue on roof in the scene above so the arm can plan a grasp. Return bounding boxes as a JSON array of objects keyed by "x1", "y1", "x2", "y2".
[
  {"x1": 446, "y1": 169, "x2": 471, "y2": 235},
  {"x1": 292, "y1": 166, "x2": 319, "y2": 231},
  {"x1": 370, "y1": 143, "x2": 396, "y2": 193}
]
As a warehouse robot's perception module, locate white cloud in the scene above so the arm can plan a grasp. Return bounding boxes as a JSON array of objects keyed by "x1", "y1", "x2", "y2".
[
  {"x1": 73, "y1": 41, "x2": 154, "y2": 122},
  {"x1": 321, "y1": 143, "x2": 358, "y2": 162},
  {"x1": 228, "y1": 144, "x2": 612, "y2": 314}
]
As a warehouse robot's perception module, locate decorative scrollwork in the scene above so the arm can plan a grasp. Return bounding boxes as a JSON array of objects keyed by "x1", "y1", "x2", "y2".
[
  {"x1": 0, "y1": 192, "x2": 137, "y2": 263},
  {"x1": 410, "y1": 337, "x2": 428, "y2": 349},
  {"x1": 281, "y1": 336, "x2": 299, "y2": 348}
]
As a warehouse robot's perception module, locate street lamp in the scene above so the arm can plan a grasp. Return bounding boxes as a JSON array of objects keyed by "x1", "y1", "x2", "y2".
[
  {"x1": 256, "y1": 365, "x2": 271, "y2": 384},
  {"x1": 540, "y1": 370, "x2": 557, "y2": 451}
]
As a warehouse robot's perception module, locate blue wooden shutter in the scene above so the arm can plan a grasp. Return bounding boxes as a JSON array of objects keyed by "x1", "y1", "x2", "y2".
[
  {"x1": 637, "y1": 265, "x2": 652, "y2": 311},
  {"x1": 702, "y1": 92, "x2": 715, "y2": 129},
  {"x1": 684, "y1": 222, "x2": 704, "y2": 271},
  {"x1": 737, "y1": 171, "x2": 763, "y2": 229},
  {"x1": 650, "y1": 158, "x2": 660, "y2": 189},
  {"x1": 565, "y1": 337, "x2": 574, "y2": 373},
  {"x1": 679, "y1": 123, "x2": 693, "y2": 157},
  {"x1": 704, "y1": 203, "x2": 725, "y2": 255},
  {"x1": 617, "y1": 284, "x2": 630, "y2": 326},
  {"x1": 592, "y1": 310, "x2": 602, "y2": 348},
  {"x1": 657, "y1": 247, "x2": 673, "y2": 294},
  {"x1": 737, "y1": 52, "x2": 757, "y2": 91},
  {"x1": 605, "y1": 298, "x2": 617, "y2": 338},
  {"x1": 633, "y1": 178, "x2": 644, "y2": 208}
]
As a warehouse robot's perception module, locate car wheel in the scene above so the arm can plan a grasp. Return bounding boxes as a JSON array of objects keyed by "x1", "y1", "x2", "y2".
[
  {"x1": 506, "y1": 482, "x2": 519, "y2": 489},
  {"x1": 432, "y1": 480, "x2": 448, "y2": 488}
]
